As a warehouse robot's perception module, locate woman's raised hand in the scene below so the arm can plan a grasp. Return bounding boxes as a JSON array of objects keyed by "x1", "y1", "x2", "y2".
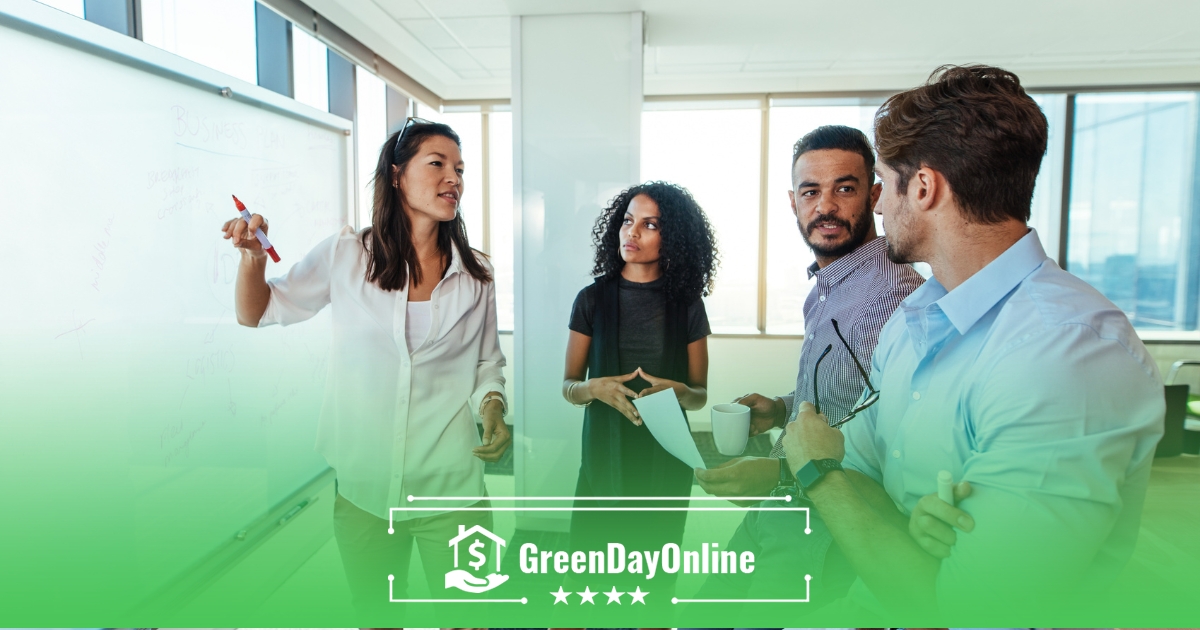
[
  {"x1": 586, "y1": 371, "x2": 643, "y2": 425},
  {"x1": 221, "y1": 213, "x2": 269, "y2": 258}
]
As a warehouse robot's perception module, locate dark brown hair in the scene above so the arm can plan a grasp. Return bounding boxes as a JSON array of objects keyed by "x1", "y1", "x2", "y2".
[
  {"x1": 874, "y1": 65, "x2": 1048, "y2": 223},
  {"x1": 360, "y1": 123, "x2": 491, "y2": 291},
  {"x1": 793, "y1": 124, "x2": 875, "y2": 184}
]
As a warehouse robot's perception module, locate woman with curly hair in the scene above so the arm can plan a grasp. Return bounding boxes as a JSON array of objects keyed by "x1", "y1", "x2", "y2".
[{"x1": 560, "y1": 181, "x2": 718, "y2": 591}]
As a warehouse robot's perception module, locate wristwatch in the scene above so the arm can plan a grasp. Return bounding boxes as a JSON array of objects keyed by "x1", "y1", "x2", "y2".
[
  {"x1": 796, "y1": 458, "x2": 843, "y2": 494},
  {"x1": 777, "y1": 456, "x2": 795, "y2": 486},
  {"x1": 769, "y1": 456, "x2": 798, "y2": 500}
]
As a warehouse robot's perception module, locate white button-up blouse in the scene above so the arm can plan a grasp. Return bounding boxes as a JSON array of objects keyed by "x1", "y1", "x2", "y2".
[{"x1": 258, "y1": 225, "x2": 506, "y2": 521}]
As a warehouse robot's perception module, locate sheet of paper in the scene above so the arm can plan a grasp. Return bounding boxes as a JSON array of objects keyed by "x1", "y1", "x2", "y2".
[{"x1": 632, "y1": 388, "x2": 707, "y2": 470}]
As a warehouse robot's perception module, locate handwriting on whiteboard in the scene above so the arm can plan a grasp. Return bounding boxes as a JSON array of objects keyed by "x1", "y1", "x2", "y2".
[
  {"x1": 261, "y1": 385, "x2": 301, "y2": 426},
  {"x1": 90, "y1": 215, "x2": 114, "y2": 291},
  {"x1": 172, "y1": 105, "x2": 248, "y2": 147},
  {"x1": 158, "y1": 189, "x2": 201, "y2": 220},
  {"x1": 54, "y1": 317, "x2": 94, "y2": 340},
  {"x1": 184, "y1": 346, "x2": 236, "y2": 381},
  {"x1": 163, "y1": 419, "x2": 208, "y2": 464},
  {"x1": 146, "y1": 165, "x2": 200, "y2": 189}
]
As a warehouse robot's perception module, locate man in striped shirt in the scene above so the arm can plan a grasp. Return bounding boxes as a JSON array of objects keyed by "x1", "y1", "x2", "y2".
[{"x1": 695, "y1": 124, "x2": 923, "y2": 599}]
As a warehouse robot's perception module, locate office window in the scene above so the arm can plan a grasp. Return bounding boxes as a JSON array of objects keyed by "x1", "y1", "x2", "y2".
[
  {"x1": 141, "y1": 0, "x2": 257, "y2": 84},
  {"x1": 1067, "y1": 92, "x2": 1200, "y2": 331},
  {"x1": 291, "y1": 28, "x2": 328, "y2": 112},
  {"x1": 1030, "y1": 94, "x2": 1068, "y2": 262},
  {"x1": 440, "y1": 111, "x2": 485, "y2": 247},
  {"x1": 764, "y1": 102, "x2": 878, "y2": 334},
  {"x1": 35, "y1": 0, "x2": 83, "y2": 17},
  {"x1": 408, "y1": 106, "x2": 486, "y2": 268},
  {"x1": 355, "y1": 67, "x2": 386, "y2": 228},
  {"x1": 642, "y1": 105, "x2": 762, "y2": 334},
  {"x1": 392, "y1": 104, "x2": 513, "y2": 329},
  {"x1": 489, "y1": 110, "x2": 514, "y2": 331}
]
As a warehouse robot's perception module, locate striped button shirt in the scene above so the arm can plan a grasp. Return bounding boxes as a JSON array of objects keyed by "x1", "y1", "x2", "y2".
[{"x1": 770, "y1": 236, "x2": 924, "y2": 457}]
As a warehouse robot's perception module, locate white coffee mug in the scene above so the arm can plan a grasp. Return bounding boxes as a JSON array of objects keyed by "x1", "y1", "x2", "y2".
[{"x1": 711, "y1": 403, "x2": 751, "y2": 456}]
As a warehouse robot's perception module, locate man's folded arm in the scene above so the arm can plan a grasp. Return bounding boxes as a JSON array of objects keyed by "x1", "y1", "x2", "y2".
[
  {"x1": 935, "y1": 326, "x2": 1163, "y2": 612},
  {"x1": 806, "y1": 468, "x2": 941, "y2": 613}
]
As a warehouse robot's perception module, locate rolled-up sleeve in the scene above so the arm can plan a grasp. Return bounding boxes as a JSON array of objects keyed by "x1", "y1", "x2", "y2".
[
  {"x1": 258, "y1": 229, "x2": 341, "y2": 327},
  {"x1": 779, "y1": 390, "x2": 797, "y2": 423},
  {"x1": 935, "y1": 324, "x2": 1163, "y2": 611},
  {"x1": 469, "y1": 266, "x2": 507, "y2": 415}
]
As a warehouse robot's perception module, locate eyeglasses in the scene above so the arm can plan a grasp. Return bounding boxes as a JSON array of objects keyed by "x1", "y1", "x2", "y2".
[
  {"x1": 392, "y1": 116, "x2": 434, "y2": 162},
  {"x1": 811, "y1": 318, "x2": 880, "y2": 429}
]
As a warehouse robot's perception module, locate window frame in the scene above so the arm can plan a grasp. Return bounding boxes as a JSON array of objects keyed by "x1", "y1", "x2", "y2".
[
  {"x1": 103, "y1": 0, "x2": 1200, "y2": 341},
  {"x1": 647, "y1": 85, "x2": 1200, "y2": 341}
]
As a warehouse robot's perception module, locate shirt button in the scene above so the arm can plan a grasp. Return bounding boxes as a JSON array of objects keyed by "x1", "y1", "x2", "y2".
[
  {"x1": 912, "y1": 391, "x2": 921, "y2": 400},
  {"x1": 433, "y1": 304, "x2": 439, "y2": 310},
  {"x1": 819, "y1": 295, "x2": 826, "y2": 302},
  {"x1": 892, "y1": 449, "x2": 901, "y2": 459}
]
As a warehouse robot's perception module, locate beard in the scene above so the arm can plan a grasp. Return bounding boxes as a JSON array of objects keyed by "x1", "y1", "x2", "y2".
[
  {"x1": 800, "y1": 197, "x2": 873, "y2": 259},
  {"x1": 884, "y1": 195, "x2": 916, "y2": 264},
  {"x1": 885, "y1": 239, "x2": 912, "y2": 264}
]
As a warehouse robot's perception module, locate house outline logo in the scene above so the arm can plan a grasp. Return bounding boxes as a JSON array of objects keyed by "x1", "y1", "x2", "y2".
[{"x1": 445, "y1": 524, "x2": 510, "y2": 593}]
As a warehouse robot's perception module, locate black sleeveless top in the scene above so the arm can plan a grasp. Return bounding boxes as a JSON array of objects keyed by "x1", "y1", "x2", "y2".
[{"x1": 571, "y1": 276, "x2": 708, "y2": 500}]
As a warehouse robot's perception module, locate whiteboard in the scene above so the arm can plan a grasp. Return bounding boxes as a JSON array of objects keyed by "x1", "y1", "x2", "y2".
[{"x1": 0, "y1": 0, "x2": 351, "y2": 607}]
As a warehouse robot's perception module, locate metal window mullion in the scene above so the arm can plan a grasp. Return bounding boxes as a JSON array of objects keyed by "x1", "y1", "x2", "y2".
[
  {"x1": 756, "y1": 95, "x2": 770, "y2": 334},
  {"x1": 1183, "y1": 97, "x2": 1200, "y2": 330},
  {"x1": 130, "y1": 0, "x2": 141, "y2": 39},
  {"x1": 1058, "y1": 93, "x2": 1076, "y2": 270},
  {"x1": 481, "y1": 105, "x2": 491, "y2": 254}
]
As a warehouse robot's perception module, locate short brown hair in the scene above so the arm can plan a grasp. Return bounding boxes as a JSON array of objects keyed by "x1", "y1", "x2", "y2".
[{"x1": 874, "y1": 65, "x2": 1048, "y2": 223}]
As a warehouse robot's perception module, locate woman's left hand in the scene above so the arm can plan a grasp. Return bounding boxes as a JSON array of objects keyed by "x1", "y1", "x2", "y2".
[
  {"x1": 635, "y1": 367, "x2": 679, "y2": 398},
  {"x1": 473, "y1": 399, "x2": 511, "y2": 463}
]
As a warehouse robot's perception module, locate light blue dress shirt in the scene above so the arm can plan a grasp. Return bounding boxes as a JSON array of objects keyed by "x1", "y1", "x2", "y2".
[{"x1": 842, "y1": 229, "x2": 1164, "y2": 610}]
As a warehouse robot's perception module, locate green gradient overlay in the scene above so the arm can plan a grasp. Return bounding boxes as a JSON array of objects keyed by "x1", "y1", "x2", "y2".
[{"x1": 0, "y1": 448, "x2": 1195, "y2": 626}]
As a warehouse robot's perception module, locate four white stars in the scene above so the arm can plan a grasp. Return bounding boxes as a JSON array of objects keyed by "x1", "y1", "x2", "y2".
[{"x1": 551, "y1": 584, "x2": 648, "y2": 604}]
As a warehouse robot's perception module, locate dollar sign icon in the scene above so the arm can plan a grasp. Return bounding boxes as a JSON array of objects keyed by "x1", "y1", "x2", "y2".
[{"x1": 468, "y1": 539, "x2": 487, "y2": 571}]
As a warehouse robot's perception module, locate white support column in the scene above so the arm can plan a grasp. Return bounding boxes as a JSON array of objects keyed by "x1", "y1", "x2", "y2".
[{"x1": 512, "y1": 12, "x2": 643, "y2": 531}]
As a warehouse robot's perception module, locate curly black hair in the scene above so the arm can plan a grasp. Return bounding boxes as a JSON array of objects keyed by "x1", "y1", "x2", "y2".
[{"x1": 590, "y1": 181, "x2": 719, "y2": 304}]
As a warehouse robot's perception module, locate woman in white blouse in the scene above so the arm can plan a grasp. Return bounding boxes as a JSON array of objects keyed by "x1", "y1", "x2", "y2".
[{"x1": 220, "y1": 119, "x2": 509, "y2": 610}]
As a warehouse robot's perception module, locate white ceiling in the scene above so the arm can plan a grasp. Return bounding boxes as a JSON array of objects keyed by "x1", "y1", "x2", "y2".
[{"x1": 305, "y1": 0, "x2": 1200, "y2": 102}]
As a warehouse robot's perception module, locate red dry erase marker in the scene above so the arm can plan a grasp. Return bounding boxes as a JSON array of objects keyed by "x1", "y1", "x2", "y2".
[{"x1": 231, "y1": 195, "x2": 280, "y2": 262}]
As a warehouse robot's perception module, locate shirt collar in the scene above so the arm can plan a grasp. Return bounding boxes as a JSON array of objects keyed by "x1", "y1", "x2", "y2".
[
  {"x1": 807, "y1": 236, "x2": 889, "y2": 283},
  {"x1": 445, "y1": 242, "x2": 466, "y2": 277},
  {"x1": 935, "y1": 228, "x2": 1049, "y2": 335}
]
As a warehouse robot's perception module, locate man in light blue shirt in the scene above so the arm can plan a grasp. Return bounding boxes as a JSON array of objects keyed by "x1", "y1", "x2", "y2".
[{"x1": 781, "y1": 65, "x2": 1164, "y2": 617}]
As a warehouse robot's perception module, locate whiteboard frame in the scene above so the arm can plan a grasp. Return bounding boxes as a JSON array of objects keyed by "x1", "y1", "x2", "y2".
[
  {"x1": 1, "y1": 0, "x2": 357, "y2": 270},
  {"x1": 0, "y1": 0, "x2": 353, "y2": 135}
]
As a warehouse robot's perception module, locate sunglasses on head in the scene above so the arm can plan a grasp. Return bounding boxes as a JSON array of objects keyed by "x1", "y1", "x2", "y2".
[{"x1": 392, "y1": 116, "x2": 434, "y2": 162}]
